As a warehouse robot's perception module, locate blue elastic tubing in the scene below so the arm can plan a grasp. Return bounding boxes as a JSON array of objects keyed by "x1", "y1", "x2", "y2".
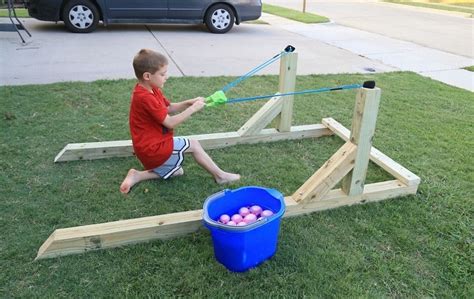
[
  {"x1": 221, "y1": 51, "x2": 290, "y2": 93},
  {"x1": 226, "y1": 84, "x2": 362, "y2": 104}
]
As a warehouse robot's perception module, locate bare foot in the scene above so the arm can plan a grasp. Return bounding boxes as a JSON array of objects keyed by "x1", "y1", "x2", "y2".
[
  {"x1": 171, "y1": 167, "x2": 184, "y2": 177},
  {"x1": 120, "y1": 169, "x2": 139, "y2": 194},
  {"x1": 215, "y1": 172, "x2": 241, "y2": 185}
]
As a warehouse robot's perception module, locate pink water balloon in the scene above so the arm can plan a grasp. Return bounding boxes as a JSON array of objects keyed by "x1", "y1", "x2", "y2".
[
  {"x1": 219, "y1": 214, "x2": 230, "y2": 224},
  {"x1": 227, "y1": 221, "x2": 237, "y2": 226},
  {"x1": 249, "y1": 205, "x2": 262, "y2": 216},
  {"x1": 239, "y1": 207, "x2": 250, "y2": 217},
  {"x1": 237, "y1": 221, "x2": 247, "y2": 226},
  {"x1": 261, "y1": 210, "x2": 274, "y2": 218},
  {"x1": 243, "y1": 213, "x2": 257, "y2": 224},
  {"x1": 231, "y1": 214, "x2": 243, "y2": 223}
]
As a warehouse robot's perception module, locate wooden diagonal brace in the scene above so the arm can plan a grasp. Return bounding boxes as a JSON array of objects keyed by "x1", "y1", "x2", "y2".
[
  {"x1": 292, "y1": 141, "x2": 357, "y2": 203},
  {"x1": 237, "y1": 94, "x2": 284, "y2": 136},
  {"x1": 322, "y1": 118, "x2": 420, "y2": 186}
]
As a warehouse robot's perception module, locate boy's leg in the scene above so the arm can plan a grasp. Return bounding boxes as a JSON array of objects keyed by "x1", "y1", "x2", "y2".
[
  {"x1": 186, "y1": 139, "x2": 240, "y2": 184},
  {"x1": 120, "y1": 167, "x2": 183, "y2": 194},
  {"x1": 120, "y1": 169, "x2": 160, "y2": 194}
]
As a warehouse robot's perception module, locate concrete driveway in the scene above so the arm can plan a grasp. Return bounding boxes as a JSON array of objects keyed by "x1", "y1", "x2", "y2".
[
  {"x1": 262, "y1": 0, "x2": 473, "y2": 91},
  {"x1": 264, "y1": 0, "x2": 474, "y2": 58},
  {"x1": 0, "y1": 18, "x2": 394, "y2": 86}
]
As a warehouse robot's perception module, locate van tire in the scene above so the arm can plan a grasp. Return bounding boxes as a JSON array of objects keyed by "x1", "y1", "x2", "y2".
[
  {"x1": 205, "y1": 4, "x2": 235, "y2": 34},
  {"x1": 62, "y1": 0, "x2": 99, "y2": 33}
]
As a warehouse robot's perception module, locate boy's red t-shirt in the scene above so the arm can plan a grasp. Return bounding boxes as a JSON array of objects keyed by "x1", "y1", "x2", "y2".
[{"x1": 129, "y1": 84, "x2": 173, "y2": 170}]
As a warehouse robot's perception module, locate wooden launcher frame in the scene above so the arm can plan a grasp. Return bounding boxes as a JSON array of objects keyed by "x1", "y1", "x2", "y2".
[{"x1": 36, "y1": 53, "x2": 420, "y2": 260}]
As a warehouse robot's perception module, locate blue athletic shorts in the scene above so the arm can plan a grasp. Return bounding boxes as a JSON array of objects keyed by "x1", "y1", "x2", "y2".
[{"x1": 152, "y1": 137, "x2": 190, "y2": 179}]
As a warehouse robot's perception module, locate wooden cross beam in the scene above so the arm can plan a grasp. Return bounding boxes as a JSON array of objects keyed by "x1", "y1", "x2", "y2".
[
  {"x1": 36, "y1": 180, "x2": 417, "y2": 260},
  {"x1": 54, "y1": 124, "x2": 333, "y2": 162}
]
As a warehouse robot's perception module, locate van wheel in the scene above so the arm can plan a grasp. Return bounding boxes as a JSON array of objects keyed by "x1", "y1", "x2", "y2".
[
  {"x1": 62, "y1": 0, "x2": 99, "y2": 33},
  {"x1": 205, "y1": 4, "x2": 234, "y2": 34}
]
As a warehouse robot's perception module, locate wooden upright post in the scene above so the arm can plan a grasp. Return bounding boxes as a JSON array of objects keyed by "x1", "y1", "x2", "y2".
[
  {"x1": 238, "y1": 51, "x2": 298, "y2": 137},
  {"x1": 275, "y1": 52, "x2": 298, "y2": 132},
  {"x1": 342, "y1": 87, "x2": 381, "y2": 196}
]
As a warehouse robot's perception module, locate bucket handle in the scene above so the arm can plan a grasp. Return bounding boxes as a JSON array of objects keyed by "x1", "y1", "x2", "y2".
[
  {"x1": 265, "y1": 188, "x2": 284, "y2": 202},
  {"x1": 205, "y1": 215, "x2": 269, "y2": 231},
  {"x1": 203, "y1": 189, "x2": 269, "y2": 231},
  {"x1": 202, "y1": 189, "x2": 228, "y2": 214}
]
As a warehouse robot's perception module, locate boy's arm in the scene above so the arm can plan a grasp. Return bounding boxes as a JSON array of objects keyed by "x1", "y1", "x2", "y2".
[
  {"x1": 162, "y1": 99, "x2": 205, "y2": 129},
  {"x1": 168, "y1": 97, "x2": 203, "y2": 114}
]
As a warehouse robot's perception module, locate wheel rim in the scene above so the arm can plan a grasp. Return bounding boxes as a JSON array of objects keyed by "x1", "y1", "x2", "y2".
[
  {"x1": 211, "y1": 9, "x2": 230, "y2": 30},
  {"x1": 69, "y1": 5, "x2": 94, "y2": 29}
]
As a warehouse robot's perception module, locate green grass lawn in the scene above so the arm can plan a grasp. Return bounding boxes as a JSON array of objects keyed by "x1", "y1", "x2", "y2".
[
  {"x1": 1, "y1": 72, "x2": 472, "y2": 297},
  {"x1": 263, "y1": 3, "x2": 329, "y2": 23},
  {"x1": 0, "y1": 8, "x2": 29, "y2": 18},
  {"x1": 384, "y1": 0, "x2": 474, "y2": 15},
  {"x1": 463, "y1": 65, "x2": 474, "y2": 72},
  {"x1": 243, "y1": 19, "x2": 269, "y2": 25}
]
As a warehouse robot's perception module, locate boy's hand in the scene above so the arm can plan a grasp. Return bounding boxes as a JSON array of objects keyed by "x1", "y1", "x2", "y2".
[
  {"x1": 188, "y1": 97, "x2": 205, "y2": 104},
  {"x1": 190, "y1": 98, "x2": 206, "y2": 112}
]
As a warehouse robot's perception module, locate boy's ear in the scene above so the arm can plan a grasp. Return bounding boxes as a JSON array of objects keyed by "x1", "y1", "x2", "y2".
[{"x1": 142, "y1": 72, "x2": 151, "y2": 81}]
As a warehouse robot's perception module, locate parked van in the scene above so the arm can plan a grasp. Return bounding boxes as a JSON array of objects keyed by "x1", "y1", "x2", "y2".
[{"x1": 27, "y1": 0, "x2": 262, "y2": 33}]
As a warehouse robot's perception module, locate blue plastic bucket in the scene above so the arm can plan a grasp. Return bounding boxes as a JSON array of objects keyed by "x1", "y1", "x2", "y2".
[{"x1": 203, "y1": 186, "x2": 285, "y2": 272}]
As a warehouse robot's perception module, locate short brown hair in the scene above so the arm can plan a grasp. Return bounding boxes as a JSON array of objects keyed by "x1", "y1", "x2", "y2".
[{"x1": 133, "y1": 49, "x2": 168, "y2": 80}]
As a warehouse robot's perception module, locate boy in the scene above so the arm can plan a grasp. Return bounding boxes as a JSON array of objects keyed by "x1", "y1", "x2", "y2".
[{"x1": 120, "y1": 49, "x2": 240, "y2": 194}]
